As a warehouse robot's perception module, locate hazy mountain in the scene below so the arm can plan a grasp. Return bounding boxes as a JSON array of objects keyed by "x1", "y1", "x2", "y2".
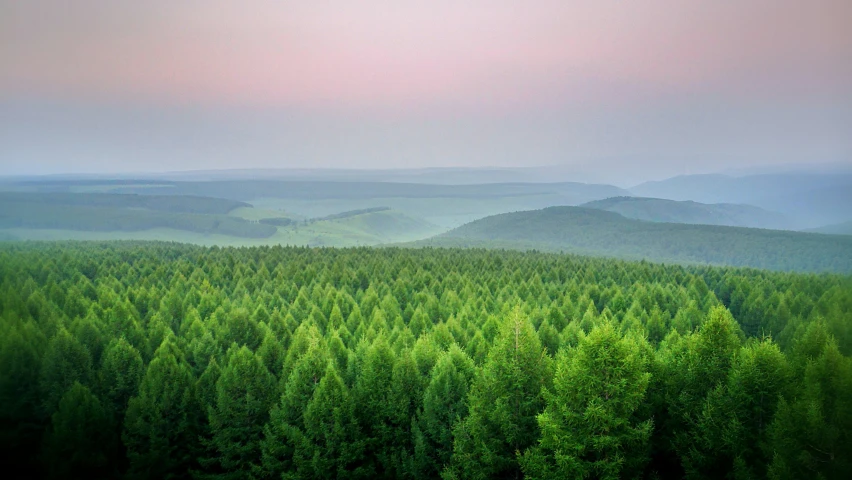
[
  {"x1": 0, "y1": 166, "x2": 631, "y2": 186},
  {"x1": 0, "y1": 191, "x2": 441, "y2": 246},
  {"x1": 0, "y1": 178, "x2": 630, "y2": 229},
  {"x1": 580, "y1": 196, "x2": 790, "y2": 229},
  {"x1": 630, "y1": 173, "x2": 852, "y2": 228},
  {"x1": 26, "y1": 179, "x2": 627, "y2": 202},
  {"x1": 805, "y1": 221, "x2": 852, "y2": 236},
  {"x1": 418, "y1": 206, "x2": 852, "y2": 273}
]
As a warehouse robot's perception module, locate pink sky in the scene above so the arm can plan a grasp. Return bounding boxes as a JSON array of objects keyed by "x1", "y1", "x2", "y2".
[
  {"x1": 3, "y1": 0, "x2": 850, "y2": 110},
  {"x1": 1, "y1": 1, "x2": 850, "y2": 175}
]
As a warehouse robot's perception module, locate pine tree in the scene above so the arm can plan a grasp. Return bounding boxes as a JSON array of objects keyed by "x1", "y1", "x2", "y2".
[
  {"x1": 256, "y1": 330, "x2": 285, "y2": 379},
  {"x1": 684, "y1": 339, "x2": 790, "y2": 478},
  {"x1": 352, "y1": 336, "x2": 400, "y2": 477},
  {"x1": 445, "y1": 307, "x2": 552, "y2": 480},
  {"x1": 42, "y1": 382, "x2": 113, "y2": 479},
  {"x1": 0, "y1": 322, "x2": 46, "y2": 476},
  {"x1": 767, "y1": 336, "x2": 852, "y2": 479},
  {"x1": 204, "y1": 346, "x2": 276, "y2": 479},
  {"x1": 39, "y1": 328, "x2": 93, "y2": 418},
  {"x1": 521, "y1": 321, "x2": 653, "y2": 479},
  {"x1": 99, "y1": 337, "x2": 145, "y2": 417},
  {"x1": 98, "y1": 336, "x2": 145, "y2": 471},
  {"x1": 414, "y1": 344, "x2": 476, "y2": 478},
  {"x1": 663, "y1": 306, "x2": 743, "y2": 474},
  {"x1": 123, "y1": 339, "x2": 200, "y2": 479},
  {"x1": 260, "y1": 334, "x2": 328, "y2": 477},
  {"x1": 291, "y1": 363, "x2": 368, "y2": 479}
]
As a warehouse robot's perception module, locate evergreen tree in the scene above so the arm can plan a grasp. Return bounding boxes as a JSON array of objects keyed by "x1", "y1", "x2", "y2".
[
  {"x1": 662, "y1": 306, "x2": 743, "y2": 475},
  {"x1": 123, "y1": 339, "x2": 200, "y2": 480},
  {"x1": 445, "y1": 307, "x2": 552, "y2": 480},
  {"x1": 257, "y1": 330, "x2": 285, "y2": 379},
  {"x1": 98, "y1": 336, "x2": 145, "y2": 471},
  {"x1": 290, "y1": 363, "x2": 368, "y2": 479},
  {"x1": 684, "y1": 339, "x2": 790, "y2": 478},
  {"x1": 261, "y1": 334, "x2": 329, "y2": 477},
  {"x1": 39, "y1": 328, "x2": 93, "y2": 418},
  {"x1": 0, "y1": 322, "x2": 46, "y2": 476},
  {"x1": 352, "y1": 336, "x2": 401, "y2": 477},
  {"x1": 42, "y1": 382, "x2": 113, "y2": 479},
  {"x1": 99, "y1": 337, "x2": 145, "y2": 417},
  {"x1": 521, "y1": 322, "x2": 652, "y2": 480},
  {"x1": 204, "y1": 346, "x2": 276, "y2": 479},
  {"x1": 2, "y1": 241, "x2": 851, "y2": 480},
  {"x1": 414, "y1": 344, "x2": 476, "y2": 478},
  {"x1": 767, "y1": 337, "x2": 852, "y2": 479}
]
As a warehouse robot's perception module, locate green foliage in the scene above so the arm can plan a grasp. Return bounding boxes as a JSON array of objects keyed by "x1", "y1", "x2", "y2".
[
  {"x1": 521, "y1": 321, "x2": 652, "y2": 479},
  {"x1": 260, "y1": 330, "x2": 329, "y2": 477},
  {"x1": 767, "y1": 338, "x2": 852, "y2": 479},
  {"x1": 204, "y1": 346, "x2": 276, "y2": 479},
  {"x1": 0, "y1": 242, "x2": 850, "y2": 480},
  {"x1": 415, "y1": 345, "x2": 476, "y2": 478},
  {"x1": 445, "y1": 307, "x2": 552, "y2": 480},
  {"x1": 98, "y1": 336, "x2": 145, "y2": 457},
  {"x1": 0, "y1": 321, "x2": 46, "y2": 474},
  {"x1": 39, "y1": 328, "x2": 94, "y2": 418},
  {"x1": 291, "y1": 364, "x2": 368, "y2": 478},
  {"x1": 122, "y1": 339, "x2": 201, "y2": 479},
  {"x1": 42, "y1": 382, "x2": 113, "y2": 479}
]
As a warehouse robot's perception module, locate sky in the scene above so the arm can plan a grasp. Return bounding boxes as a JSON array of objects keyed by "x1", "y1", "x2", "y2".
[{"x1": 1, "y1": 0, "x2": 851, "y2": 182}]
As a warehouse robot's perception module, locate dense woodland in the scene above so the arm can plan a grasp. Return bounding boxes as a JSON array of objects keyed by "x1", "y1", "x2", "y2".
[{"x1": 1, "y1": 242, "x2": 850, "y2": 479}]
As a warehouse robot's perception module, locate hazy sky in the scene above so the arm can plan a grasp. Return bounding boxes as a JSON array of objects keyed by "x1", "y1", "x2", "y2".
[{"x1": 1, "y1": 1, "x2": 851, "y2": 181}]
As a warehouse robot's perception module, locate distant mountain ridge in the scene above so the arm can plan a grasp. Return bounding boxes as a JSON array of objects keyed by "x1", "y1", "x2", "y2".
[
  {"x1": 418, "y1": 206, "x2": 852, "y2": 273},
  {"x1": 805, "y1": 221, "x2": 852, "y2": 236},
  {"x1": 580, "y1": 196, "x2": 789, "y2": 229},
  {"x1": 630, "y1": 173, "x2": 852, "y2": 229}
]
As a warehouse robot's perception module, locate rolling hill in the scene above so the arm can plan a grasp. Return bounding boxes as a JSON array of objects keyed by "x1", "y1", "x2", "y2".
[
  {"x1": 805, "y1": 221, "x2": 852, "y2": 236},
  {"x1": 0, "y1": 193, "x2": 275, "y2": 238},
  {"x1": 0, "y1": 192, "x2": 442, "y2": 246},
  {"x1": 581, "y1": 196, "x2": 790, "y2": 229},
  {"x1": 416, "y1": 206, "x2": 852, "y2": 273},
  {"x1": 273, "y1": 208, "x2": 442, "y2": 247},
  {"x1": 630, "y1": 173, "x2": 852, "y2": 229},
  {"x1": 2, "y1": 178, "x2": 631, "y2": 229}
]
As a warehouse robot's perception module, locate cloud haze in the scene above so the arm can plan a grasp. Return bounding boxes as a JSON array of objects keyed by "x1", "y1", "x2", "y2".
[{"x1": 1, "y1": 0, "x2": 851, "y2": 180}]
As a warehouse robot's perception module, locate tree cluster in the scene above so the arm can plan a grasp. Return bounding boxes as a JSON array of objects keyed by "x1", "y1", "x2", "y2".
[{"x1": 1, "y1": 242, "x2": 850, "y2": 479}]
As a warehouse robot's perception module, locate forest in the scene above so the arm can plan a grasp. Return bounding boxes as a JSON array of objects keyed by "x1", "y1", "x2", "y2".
[
  {"x1": 426, "y1": 207, "x2": 852, "y2": 273},
  {"x1": 1, "y1": 242, "x2": 850, "y2": 479}
]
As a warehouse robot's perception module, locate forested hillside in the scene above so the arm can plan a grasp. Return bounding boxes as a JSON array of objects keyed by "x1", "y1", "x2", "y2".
[
  {"x1": 630, "y1": 173, "x2": 852, "y2": 229},
  {"x1": 0, "y1": 193, "x2": 440, "y2": 246},
  {"x1": 581, "y1": 196, "x2": 790, "y2": 229},
  {"x1": 0, "y1": 192, "x2": 276, "y2": 238},
  {"x1": 426, "y1": 206, "x2": 852, "y2": 273},
  {"x1": 807, "y1": 220, "x2": 852, "y2": 236},
  {"x1": 1, "y1": 242, "x2": 850, "y2": 479}
]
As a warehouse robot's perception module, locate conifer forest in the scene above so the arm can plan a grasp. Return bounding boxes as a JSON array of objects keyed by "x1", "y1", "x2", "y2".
[{"x1": 1, "y1": 242, "x2": 850, "y2": 479}]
